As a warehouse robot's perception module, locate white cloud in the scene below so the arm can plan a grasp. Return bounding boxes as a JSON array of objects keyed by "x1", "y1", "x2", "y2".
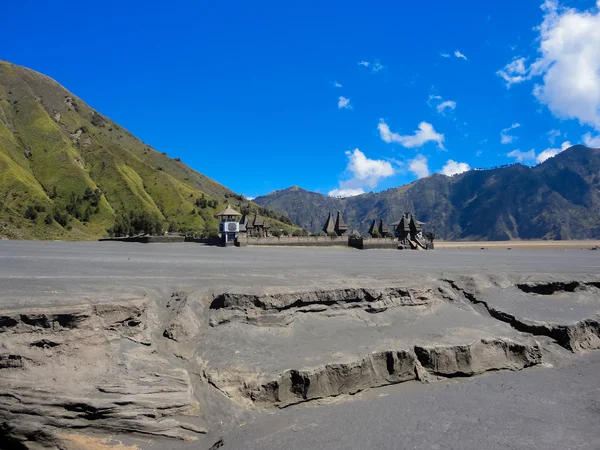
[
  {"x1": 441, "y1": 160, "x2": 471, "y2": 176},
  {"x1": 333, "y1": 81, "x2": 343, "y2": 88},
  {"x1": 372, "y1": 61, "x2": 384, "y2": 72},
  {"x1": 378, "y1": 120, "x2": 445, "y2": 149},
  {"x1": 358, "y1": 59, "x2": 384, "y2": 73},
  {"x1": 427, "y1": 95, "x2": 457, "y2": 115},
  {"x1": 547, "y1": 129, "x2": 561, "y2": 144},
  {"x1": 507, "y1": 149, "x2": 536, "y2": 162},
  {"x1": 536, "y1": 140, "x2": 572, "y2": 163},
  {"x1": 454, "y1": 50, "x2": 468, "y2": 60},
  {"x1": 437, "y1": 100, "x2": 457, "y2": 114},
  {"x1": 440, "y1": 53, "x2": 451, "y2": 58},
  {"x1": 328, "y1": 188, "x2": 364, "y2": 198},
  {"x1": 345, "y1": 149, "x2": 395, "y2": 185},
  {"x1": 500, "y1": 123, "x2": 521, "y2": 144},
  {"x1": 583, "y1": 133, "x2": 600, "y2": 147},
  {"x1": 330, "y1": 149, "x2": 396, "y2": 196},
  {"x1": 338, "y1": 96, "x2": 352, "y2": 109},
  {"x1": 497, "y1": 57, "x2": 528, "y2": 87},
  {"x1": 498, "y1": 1, "x2": 600, "y2": 130},
  {"x1": 409, "y1": 154, "x2": 430, "y2": 179},
  {"x1": 245, "y1": 196, "x2": 255, "y2": 201}
]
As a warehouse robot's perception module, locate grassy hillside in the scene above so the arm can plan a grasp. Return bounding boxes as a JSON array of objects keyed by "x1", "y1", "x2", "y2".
[
  {"x1": 0, "y1": 60, "x2": 297, "y2": 239},
  {"x1": 255, "y1": 146, "x2": 600, "y2": 240}
]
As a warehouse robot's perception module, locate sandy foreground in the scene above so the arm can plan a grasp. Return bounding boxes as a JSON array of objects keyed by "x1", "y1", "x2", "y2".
[
  {"x1": 1, "y1": 241, "x2": 600, "y2": 450},
  {"x1": 436, "y1": 239, "x2": 600, "y2": 249}
]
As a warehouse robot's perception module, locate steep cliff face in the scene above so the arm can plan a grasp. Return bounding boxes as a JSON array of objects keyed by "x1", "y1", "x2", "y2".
[{"x1": 255, "y1": 146, "x2": 600, "y2": 240}]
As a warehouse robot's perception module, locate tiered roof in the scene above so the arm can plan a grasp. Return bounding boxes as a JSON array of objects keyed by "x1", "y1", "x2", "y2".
[
  {"x1": 215, "y1": 204, "x2": 242, "y2": 217},
  {"x1": 253, "y1": 214, "x2": 264, "y2": 227},
  {"x1": 334, "y1": 211, "x2": 348, "y2": 236},
  {"x1": 368, "y1": 219, "x2": 378, "y2": 237},
  {"x1": 378, "y1": 219, "x2": 391, "y2": 237},
  {"x1": 322, "y1": 212, "x2": 335, "y2": 235}
]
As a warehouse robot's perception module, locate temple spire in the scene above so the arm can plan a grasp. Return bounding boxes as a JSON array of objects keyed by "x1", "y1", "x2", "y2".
[
  {"x1": 368, "y1": 219, "x2": 378, "y2": 237},
  {"x1": 378, "y1": 219, "x2": 391, "y2": 238},
  {"x1": 334, "y1": 211, "x2": 348, "y2": 236},
  {"x1": 322, "y1": 212, "x2": 335, "y2": 235}
]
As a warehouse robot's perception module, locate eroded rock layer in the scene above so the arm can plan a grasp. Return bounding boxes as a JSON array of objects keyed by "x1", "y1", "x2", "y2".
[{"x1": 1, "y1": 276, "x2": 600, "y2": 448}]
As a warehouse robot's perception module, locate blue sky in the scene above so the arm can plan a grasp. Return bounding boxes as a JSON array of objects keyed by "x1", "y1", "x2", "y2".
[{"x1": 4, "y1": 0, "x2": 600, "y2": 198}]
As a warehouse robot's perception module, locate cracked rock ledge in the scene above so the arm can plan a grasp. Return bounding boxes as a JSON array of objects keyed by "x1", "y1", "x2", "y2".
[{"x1": 1, "y1": 278, "x2": 600, "y2": 448}]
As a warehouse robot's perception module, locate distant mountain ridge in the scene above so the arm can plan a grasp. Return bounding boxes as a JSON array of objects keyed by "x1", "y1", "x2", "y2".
[
  {"x1": 0, "y1": 60, "x2": 296, "y2": 239},
  {"x1": 254, "y1": 145, "x2": 600, "y2": 240}
]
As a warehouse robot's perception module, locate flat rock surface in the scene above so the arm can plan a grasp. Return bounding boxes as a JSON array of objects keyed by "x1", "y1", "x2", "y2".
[{"x1": 0, "y1": 241, "x2": 599, "y2": 449}]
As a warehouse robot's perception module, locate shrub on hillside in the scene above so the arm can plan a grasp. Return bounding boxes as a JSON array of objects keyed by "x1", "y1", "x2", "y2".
[
  {"x1": 107, "y1": 210, "x2": 163, "y2": 237},
  {"x1": 90, "y1": 112, "x2": 105, "y2": 127},
  {"x1": 52, "y1": 209, "x2": 70, "y2": 227},
  {"x1": 24, "y1": 206, "x2": 38, "y2": 221}
]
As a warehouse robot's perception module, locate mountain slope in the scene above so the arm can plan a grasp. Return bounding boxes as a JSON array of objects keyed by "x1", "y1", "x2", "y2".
[
  {"x1": 255, "y1": 145, "x2": 600, "y2": 240},
  {"x1": 0, "y1": 60, "x2": 296, "y2": 239}
]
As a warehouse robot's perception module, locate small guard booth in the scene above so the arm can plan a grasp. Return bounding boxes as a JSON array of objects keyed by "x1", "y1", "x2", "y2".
[{"x1": 216, "y1": 204, "x2": 242, "y2": 246}]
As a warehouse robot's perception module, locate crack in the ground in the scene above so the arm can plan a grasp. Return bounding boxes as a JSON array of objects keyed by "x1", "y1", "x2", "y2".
[{"x1": 444, "y1": 279, "x2": 600, "y2": 352}]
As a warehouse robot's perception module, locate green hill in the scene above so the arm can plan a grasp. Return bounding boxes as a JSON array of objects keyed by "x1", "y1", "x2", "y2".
[
  {"x1": 0, "y1": 60, "x2": 296, "y2": 240},
  {"x1": 254, "y1": 145, "x2": 600, "y2": 240}
]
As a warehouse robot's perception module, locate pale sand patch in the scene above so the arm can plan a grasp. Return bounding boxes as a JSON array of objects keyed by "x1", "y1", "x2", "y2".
[{"x1": 435, "y1": 240, "x2": 600, "y2": 249}]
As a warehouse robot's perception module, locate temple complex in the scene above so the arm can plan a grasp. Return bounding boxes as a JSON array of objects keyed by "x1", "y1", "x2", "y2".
[
  {"x1": 219, "y1": 209, "x2": 432, "y2": 250},
  {"x1": 394, "y1": 213, "x2": 429, "y2": 249},
  {"x1": 362, "y1": 213, "x2": 432, "y2": 249}
]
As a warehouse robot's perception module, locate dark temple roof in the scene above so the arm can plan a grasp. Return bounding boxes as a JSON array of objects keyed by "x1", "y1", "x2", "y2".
[
  {"x1": 322, "y1": 212, "x2": 335, "y2": 234},
  {"x1": 334, "y1": 211, "x2": 348, "y2": 235}
]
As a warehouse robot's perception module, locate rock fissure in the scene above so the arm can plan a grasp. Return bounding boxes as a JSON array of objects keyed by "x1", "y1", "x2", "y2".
[
  {"x1": 445, "y1": 279, "x2": 600, "y2": 352},
  {"x1": 209, "y1": 287, "x2": 435, "y2": 327},
  {"x1": 216, "y1": 339, "x2": 542, "y2": 409},
  {"x1": 516, "y1": 281, "x2": 600, "y2": 295}
]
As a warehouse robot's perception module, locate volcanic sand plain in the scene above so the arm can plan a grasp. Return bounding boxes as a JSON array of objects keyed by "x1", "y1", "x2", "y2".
[{"x1": 1, "y1": 241, "x2": 599, "y2": 449}]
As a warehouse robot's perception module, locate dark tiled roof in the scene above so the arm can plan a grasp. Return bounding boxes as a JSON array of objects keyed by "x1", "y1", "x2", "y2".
[
  {"x1": 252, "y1": 214, "x2": 264, "y2": 227},
  {"x1": 334, "y1": 211, "x2": 348, "y2": 234},
  {"x1": 368, "y1": 219, "x2": 377, "y2": 236},
  {"x1": 322, "y1": 212, "x2": 335, "y2": 234},
  {"x1": 379, "y1": 219, "x2": 391, "y2": 236}
]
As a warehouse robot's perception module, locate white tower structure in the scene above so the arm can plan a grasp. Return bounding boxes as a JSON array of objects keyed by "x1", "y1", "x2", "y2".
[{"x1": 216, "y1": 204, "x2": 242, "y2": 246}]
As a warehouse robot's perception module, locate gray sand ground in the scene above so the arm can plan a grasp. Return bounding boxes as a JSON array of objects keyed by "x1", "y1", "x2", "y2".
[{"x1": 0, "y1": 241, "x2": 599, "y2": 449}]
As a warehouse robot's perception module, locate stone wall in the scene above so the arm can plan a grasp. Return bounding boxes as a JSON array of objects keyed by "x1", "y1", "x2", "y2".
[
  {"x1": 348, "y1": 237, "x2": 398, "y2": 250},
  {"x1": 240, "y1": 236, "x2": 348, "y2": 247},
  {"x1": 99, "y1": 235, "x2": 185, "y2": 244},
  {"x1": 184, "y1": 236, "x2": 222, "y2": 246}
]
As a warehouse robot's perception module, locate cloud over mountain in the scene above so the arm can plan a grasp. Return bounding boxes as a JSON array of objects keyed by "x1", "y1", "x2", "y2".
[{"x1": 378, "y1": 120, "x2": 445, "y2": 149}]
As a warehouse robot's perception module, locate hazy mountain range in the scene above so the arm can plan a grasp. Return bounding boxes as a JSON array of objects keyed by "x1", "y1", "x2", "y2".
[{"x1": 255, "y1": 145, "x2": 600, "y2": 240}]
